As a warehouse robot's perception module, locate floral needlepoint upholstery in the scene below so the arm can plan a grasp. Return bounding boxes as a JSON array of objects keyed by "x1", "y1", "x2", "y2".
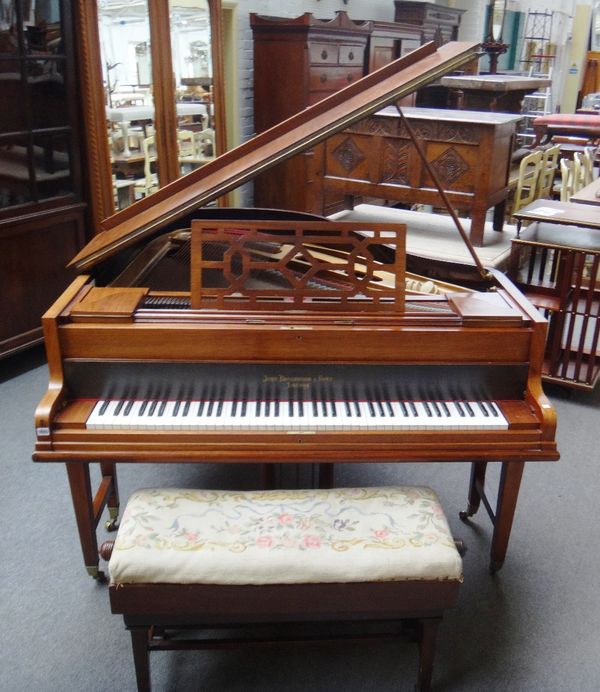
[{"x1": 109, "y1": 487, "x2": 463, "y2": 585}]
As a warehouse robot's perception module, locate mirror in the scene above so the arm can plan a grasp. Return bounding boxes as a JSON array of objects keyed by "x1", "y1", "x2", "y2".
[
  {"x1": 96, "y1": 0, "x2": 219, "y2": 210},
  {"x1": 169, "y1": 1, "x2": 215, "y2": 177},
  {"x1": 489, "y1": 0, "x2": 507, "y2": 43},
  {"x1": 592, "y1": 1, "x2": 600, "y2": 52},
  {"x1": 482, "y1": 0, "x2": 508, "y2": 74}
]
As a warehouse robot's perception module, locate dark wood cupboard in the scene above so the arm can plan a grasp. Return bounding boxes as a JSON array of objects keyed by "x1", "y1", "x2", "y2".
[
  {"x1": 0, "y1": 0, "x2": 86, "y2": 358},
  {"x1": 251, "y1": 12, "x2": 423, "y2": 213}
]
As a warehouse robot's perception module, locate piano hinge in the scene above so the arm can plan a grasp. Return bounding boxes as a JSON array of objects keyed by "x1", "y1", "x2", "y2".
[
  {"x1": 36, "y1": 427, "x2": 51, "y2": 437},
  {"x1": 334, "y1": 319, "x2": 355, "y2": 325},
  {"x1": 246, "y1": 319, "x2": 266, "y2": 324}
]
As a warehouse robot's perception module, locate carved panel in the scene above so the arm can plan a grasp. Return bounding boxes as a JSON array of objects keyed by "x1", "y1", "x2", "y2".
[
  {"x1": 190, "y1": 220, "x2": 405, "y2": 312},
  {"x1": 332, "y1": 137, "x2": 366, "y2": 173},
  {"x1": 382, "y1": 141, "x2": 410, "y2": 185},
  {"x1": 347, "y1": 116, "x2": 397, "y2": 137},
  {"x1": 431, "y1": 147, "x2": 469, "y2": 186}
]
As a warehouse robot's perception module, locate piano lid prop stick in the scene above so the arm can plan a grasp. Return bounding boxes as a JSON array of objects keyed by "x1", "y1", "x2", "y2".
[{"x1": 393, "y1": 102, "x2": 491, "y2": 281}]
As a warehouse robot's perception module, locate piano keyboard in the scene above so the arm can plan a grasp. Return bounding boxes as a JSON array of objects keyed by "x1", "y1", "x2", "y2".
[{"x1": 87, "y1": 398, "x2": 508, "y2": 431}]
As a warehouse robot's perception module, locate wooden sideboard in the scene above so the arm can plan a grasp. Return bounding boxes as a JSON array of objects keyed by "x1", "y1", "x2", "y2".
[{"x1": 315, "y1": 107, "x2": 522, "y2": 247}]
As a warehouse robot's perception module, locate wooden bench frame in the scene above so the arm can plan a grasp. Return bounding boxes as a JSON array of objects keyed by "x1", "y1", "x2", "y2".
[{"x1": 108, "y1": 577, "x2": 460, "y2": 692}]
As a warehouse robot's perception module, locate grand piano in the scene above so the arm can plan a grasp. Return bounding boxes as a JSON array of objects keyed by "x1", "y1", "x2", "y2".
[{"x1": 33, "y1": 42, "x2": 558, "y2": 580}]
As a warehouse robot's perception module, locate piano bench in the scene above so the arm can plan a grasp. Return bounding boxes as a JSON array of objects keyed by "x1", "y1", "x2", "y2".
[{"x1": 103, "y1": 486, "x2": 463, "y2": 692}]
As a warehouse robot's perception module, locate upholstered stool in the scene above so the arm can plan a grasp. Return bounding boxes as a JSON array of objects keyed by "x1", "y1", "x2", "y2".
[{"x1": 103, "y1": 486, "x2": 463, "y2": 692}]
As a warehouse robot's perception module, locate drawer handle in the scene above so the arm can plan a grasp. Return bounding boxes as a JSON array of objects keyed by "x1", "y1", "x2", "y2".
[
  {"x1": 321, "y1": 50, "x2": 328, "y2": 60},
  {"x1": 320, "y1": 73, "x2": 328, "y2": 83},
  {"x1": 348, "y1": 51, "x2": 354, "y2": 61}
]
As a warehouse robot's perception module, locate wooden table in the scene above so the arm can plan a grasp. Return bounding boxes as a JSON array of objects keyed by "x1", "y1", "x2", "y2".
[
  {"x1": 112, "y1": 153, "x2": 145, "y2": 179},
  {"x1": 570, "y1": 177, "x2": 600, "y2": 206},
  {"x1": 440, "y1": 74, "x2": 552, "y2": 113},
  {"x1": 513, "y1": 199, "x2": 600, "y2": 233}
]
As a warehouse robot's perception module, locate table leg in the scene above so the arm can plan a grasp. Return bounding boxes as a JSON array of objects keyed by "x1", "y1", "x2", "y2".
[{"x1": 492, "y1": 200, "x2": 506, "y2": 232}]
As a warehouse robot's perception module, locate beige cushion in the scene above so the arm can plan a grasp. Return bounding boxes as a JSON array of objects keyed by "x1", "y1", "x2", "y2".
[{"x1": 109, "y1": 486, "x2": 463, "y2": 586}]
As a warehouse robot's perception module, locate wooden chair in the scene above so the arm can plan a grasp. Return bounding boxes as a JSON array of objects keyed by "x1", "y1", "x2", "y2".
[
  {"x1": 557, "y1": 158, "x2": 574, "y2": 202},
  {"x1": 581, "y1": 146, "x2": 596, "y2": 185},
  {"x1": 572, "y1": 152, "x2": 587, "y2": 195},
  {"x1": 536, "y1": 144, "x2": 560, "y2": 199},
  {"x1": 508, "y1": 149, "x2": 543, "y2": 218},
  {"x1": 133, "y1": 136, "x2": 159, "y2": 199},
  {"x1": 102, "y1": 486, "x2": 464, "y2": 692}
]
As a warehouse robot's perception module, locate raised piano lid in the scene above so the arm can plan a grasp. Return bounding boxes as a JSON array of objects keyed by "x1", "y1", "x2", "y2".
[{"x1": 70, "y1": 41, "x2": 479, "y2": 273}]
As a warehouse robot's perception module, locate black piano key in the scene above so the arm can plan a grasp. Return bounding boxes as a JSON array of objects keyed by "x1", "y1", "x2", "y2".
[
  {"x1": 206, "y1": 400, "x2": 214, "y2": 417},
  {"x1": 265, "y1": 400, "x2": 271, "y2": 417},
  {"x1": 441, "y1": 401, "x2": 450, "y2": 416},
  {"x1": 99, "y1": 399, "x2": 110, "y2": 415},
  {"x1": 256, "y1": 400, "x2": 261, "y2": 417},
  {"x1": 197, "y1": 400, "x2": 205, "y2": 416},
  {"x1": 182, "y1": 400, "x2": 190, "y2": 416},
  {"x1": 124, "y1": 400, "x2": 134, "y2": 416},
  {"x1": 385, "y1": 401, "x2": 394, "y2": 416},
  {"x1": 312, "y1": 399, "x2": 318, "y2": 417},
  {"x1": 455, "y1": 401, "x2": 465, "y2": 417},
  {"x1": 173, "y1": 400, "x2": 181, "y2": 416},
  {"x1": 158, "y1": 401, "x2": 167, "y2": 416},
  {"x1": 423, "y1": 401, "x2": 432, "y2": 417},
  {"x1": 376, "y1": 400, "x2": 385, "y2": 417},
  {"x1": 464, "y1": 401, "x2": 475, "y2": 416},
  {"x1": 478, "y1": 402, "x2": 490, "y2": 417},
  {"x1": 398, "y1": 400, "x2": 408, "y2": 416},
  {"x1": 354, "y1": 401, "x2": 361, "y2": 417},
  {"x1": 274, "y1": 400, "x2": 280, "y2": 417},
  {"x1": 431, "y1": 401, "x2": 441, "y2": 417},
  {"x1": 344, "y1": 401, "x2": 352, "y2": 417},
  {"x1": 216, "y1": 400, "x2": 224, "y2": 417},
  {"x1": 321, "y1": 400, "x2": 328, "y2": 417},
  {"x1": 490, "y1": 402, "x2": 500, "y2": 417},
  {"x1": 113, "y1": 400, "x2": 124, "y2": 416},
  {"x1": 288, "y1": 394, "x2": 294, "y2": 418},
  {"x1": 139, "y1": 400, "x2": 148, "y2": 416},
  {"x1": 148, "y1": 400, "x2": 157, "y2": 416},
  {"x1": 231, "y1": 399, "x2": 238, "y2": 417},
  {"x1": 330, "y1": 401, "x2": 337, "y2": 417},
  {"x1": 241, "y1": 400, "x2": 247, "y2": 417},
  {"x1": 367, "y1": 401, "x2": 376, "y2": 417},
  {"x1": 408, "y1": 401, "x2": 418, "y2": 416}
]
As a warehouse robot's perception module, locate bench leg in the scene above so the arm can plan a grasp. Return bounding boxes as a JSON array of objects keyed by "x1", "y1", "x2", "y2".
[
  {"x1": 416, "y1": 617, "x2": 441, "y2": 692},
  {"x1": 130, "y1": 626, "x2": 151, "y2": 692}
]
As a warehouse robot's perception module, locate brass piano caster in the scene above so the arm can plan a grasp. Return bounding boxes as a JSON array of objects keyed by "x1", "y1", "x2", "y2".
[
  {"x1": 459, "y1": 504, "x2": 477, "y2": 522},
  {"x1": 105, "y1": 506, "x2": 119, "y2": 532},
  {"x1": 86, "y1": 565, "x2": 107, "y2": 581}
]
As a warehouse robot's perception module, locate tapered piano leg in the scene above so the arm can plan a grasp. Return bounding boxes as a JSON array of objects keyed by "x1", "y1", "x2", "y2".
[
  {"x1": 489, "y1": 461, "x2": 525, "y2": 574},
  {"x1": 65, "y1": 462, "x2": 103, "y2": 580},
  {"x1": 100, "y1": 461, "x2": 120, "y2": 531},
  {"x1": 459, "y1": 461, "x2": 488, "y2": 520}
]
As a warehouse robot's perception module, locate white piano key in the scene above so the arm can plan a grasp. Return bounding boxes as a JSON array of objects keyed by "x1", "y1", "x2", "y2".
[{"x1": 86, "y1": 397, "x2": 509, "y2": 433}]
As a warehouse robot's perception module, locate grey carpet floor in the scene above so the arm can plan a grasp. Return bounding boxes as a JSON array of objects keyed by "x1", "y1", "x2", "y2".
[{"x1": 1, "y1": 346, "x2": 599, "y2": 691}]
